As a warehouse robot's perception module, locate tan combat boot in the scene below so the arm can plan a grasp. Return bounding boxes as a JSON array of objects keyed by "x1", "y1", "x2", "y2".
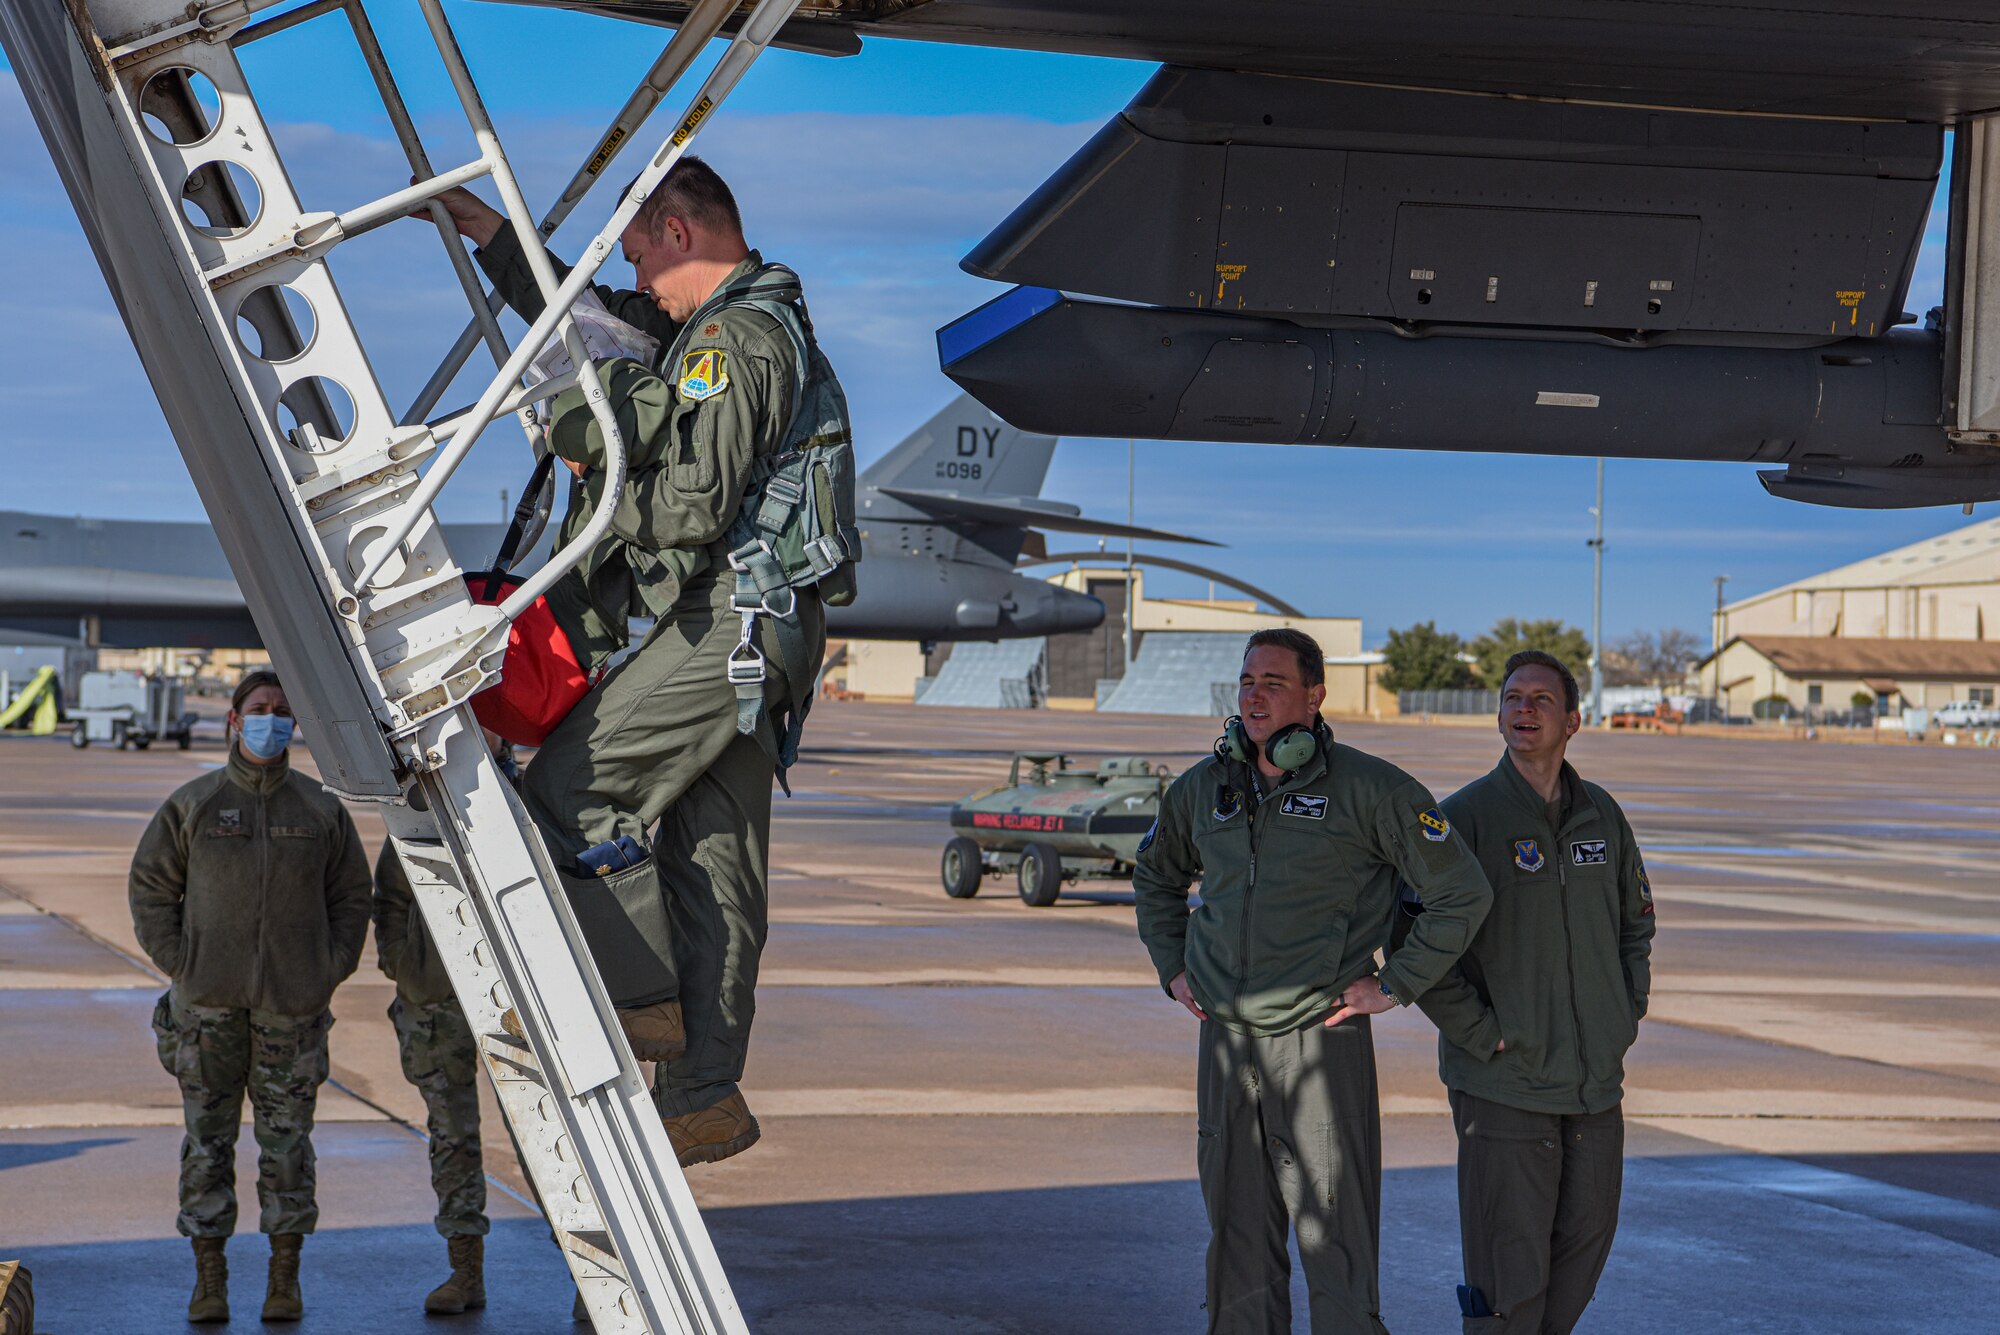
[
  {"x1": 663, "y1": 1091, "x2": 760, "y2": 1167},
  {"x1": 424, "y1": 1234, "x2": 485, "y2": 1314},
  {"x1": 261, "y1": 1232, "x2": 303, "y2": 1321},
  {"x1": 187, "y1": 1236, "x2": 228, "y2": 1323},
  {"x1": 618, "y1": 999, "x2": 687, "y2": 1063}
]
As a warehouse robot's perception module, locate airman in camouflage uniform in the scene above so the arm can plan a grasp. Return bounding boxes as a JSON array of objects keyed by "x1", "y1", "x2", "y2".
[
  {"x1": 373, "y1": 840, "x2": 490, "y2": 1313},
  {"x1": 129, "y1": 671, "x2": 371, "y2": 1322}
]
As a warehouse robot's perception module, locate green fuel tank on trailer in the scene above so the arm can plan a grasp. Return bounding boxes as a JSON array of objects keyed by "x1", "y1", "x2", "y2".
[{"x1": 942, "y1": 753, "x2": 1166, "y2": 907}]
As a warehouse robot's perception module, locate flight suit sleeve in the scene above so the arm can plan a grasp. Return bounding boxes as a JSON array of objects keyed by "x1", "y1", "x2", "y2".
[
  {"x1": 128, "y1": 796, "x2": 191, "y2": 978},
  {"x1": 323, "y1": 807, "x2": 374, "y2": 984},
  {"x1": 1393, "y1": 796, "x2": 1503, "y2": 1058},
  {"x1": 1614, "y1": 803, "x2": 1656, "y2": 1018},
  {"x1": 546, "y1": 317, "x2": 795, "y2": 550},
  {"x1": 1372, "y1": 781, "x2": 1493, "y2": 1007},
  {"x1": 1132, "y1": 777, "x2": 1201, "y2": 994},
  {"x1": 371, "y1": 840, "x2": 412, "y2": 984},
  {"x1": 474, "y1": 227, "x2": 681, "y2": 347}
]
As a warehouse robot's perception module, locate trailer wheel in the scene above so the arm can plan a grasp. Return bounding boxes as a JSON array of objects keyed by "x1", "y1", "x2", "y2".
[
  {"x1": 71, "y1": 726, "x2": 88, "y2": 750},
  {"x1": 1017, "y1": 842, "x2": 1063, "y2": 907},
  {"x1": 177, "y1": 734, "x2": 192, "y2": 751},
  {"x1": 133, "y1": 737, "x2": 152, "y2": 751},
  {"x1": 113, "y1": 722, "x2": 129, "y2": 751},
  {"x1": 941, "y1": 837, "x2": 984, "y2": 899}
]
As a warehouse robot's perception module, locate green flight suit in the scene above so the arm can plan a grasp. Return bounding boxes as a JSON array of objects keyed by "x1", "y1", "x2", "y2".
[
  {"x1": 373, "y1": 843, "x2": 488, "y2": 1238},
  {"x1": 1406, "y1": 756, "x2": 1655, "y2": 1335},
  {"x1": 477, "y1": 232, "x2": 828, "y2": 1115},
  {"x1": 130, "y1": 746, "x2": 371, "y2": 1237},
  {"x1": 1135, "y1": 734, "x2": 1494, "y2": 1335}
]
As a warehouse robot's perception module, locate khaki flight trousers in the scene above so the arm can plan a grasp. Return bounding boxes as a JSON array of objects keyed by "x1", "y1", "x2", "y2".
[
  {"x1": 1197, "y1": 1014, "x2": 1393, "y2": 1335},
  {"x1": 1449, "y1": 1089, "x2": 1624, "y2": 1335},
  {"x1": 524, "y1": 564, "x2": 819, "y2": 1113}
]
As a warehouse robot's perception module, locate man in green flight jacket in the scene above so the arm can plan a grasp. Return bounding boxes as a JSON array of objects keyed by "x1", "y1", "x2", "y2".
[
  {"x1": 1397, "y1": 650, "x2": 1656, "y2": 1334},
  {"x1": 1135, "y1": 628, "x2": 1493, "y2": 1335}
]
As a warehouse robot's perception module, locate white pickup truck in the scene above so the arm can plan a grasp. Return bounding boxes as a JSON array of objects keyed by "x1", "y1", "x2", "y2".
[{"x1": 1933, "y1": 699, "x2": 2000, "y2": 729}]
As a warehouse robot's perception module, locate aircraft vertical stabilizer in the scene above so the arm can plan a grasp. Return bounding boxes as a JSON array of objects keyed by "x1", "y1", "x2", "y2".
[{"x1": 861, "y1": 393, "x2": 1055, "y2": 497}]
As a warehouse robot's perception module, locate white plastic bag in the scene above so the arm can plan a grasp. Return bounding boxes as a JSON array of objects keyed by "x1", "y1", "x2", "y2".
[{"x1": 525, "y1": 290, "x2": 659, "y2": 423}]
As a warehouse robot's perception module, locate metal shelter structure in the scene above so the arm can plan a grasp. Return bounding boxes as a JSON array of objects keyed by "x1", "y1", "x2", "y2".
[{"x1": 0, "y1": 0, "x2": 806, "y2": 1330}]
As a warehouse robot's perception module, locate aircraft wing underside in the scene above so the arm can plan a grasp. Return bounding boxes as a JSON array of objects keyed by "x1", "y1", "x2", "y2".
[
  {"x1": 484, "y1": 0, "x2": 2000, "y2": 122},
  {"x1": 483, "y1": 1, "x2": 2000, "y2": 508}
]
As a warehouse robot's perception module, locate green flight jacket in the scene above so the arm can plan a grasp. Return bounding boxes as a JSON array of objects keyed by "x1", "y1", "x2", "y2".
[
  {"x1": 128, "y1": 747, "x2": 372, "y2": 1016},
  {"x1": 371, "y1": 841, "x2": 456, "y2": 1009},
  {"x1": 476, "y1": 232, "x2": 802, "y2": 669},
  {"x1": 1133, "y1": 738, "x2": 1494, "y2": 1036},
  {"x1": 1402, "y1": 755, "x2": 1656, "y2": 1116}
]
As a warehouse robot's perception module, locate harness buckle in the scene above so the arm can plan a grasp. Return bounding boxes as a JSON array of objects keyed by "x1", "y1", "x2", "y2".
[{"x1": 726, "y1": 643, "x2": 767, "y2": 686}]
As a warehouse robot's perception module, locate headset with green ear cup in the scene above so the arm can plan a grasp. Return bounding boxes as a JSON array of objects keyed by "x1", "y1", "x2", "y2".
[{"x1": 1218, "y1": 715, "x2": 1321, "y2": 772}]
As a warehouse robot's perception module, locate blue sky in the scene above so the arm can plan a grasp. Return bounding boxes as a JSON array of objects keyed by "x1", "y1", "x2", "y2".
[{"x1": 0, "y1": 3, "x2": 1981, "y2": 647}]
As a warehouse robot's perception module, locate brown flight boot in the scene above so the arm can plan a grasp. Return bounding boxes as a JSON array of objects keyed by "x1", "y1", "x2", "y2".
[
  {"x1": 663, "y1": 1091, "x2": 760, "y2": 1167},
  {"x1": 261, "y1": 1232, "x2": 304, "y2": 1321},
  {"x1": 618, "y1": 999, "x2": 686, "y2": 1063},
  {"x1": 424, "y1": 1234, "x2": 485, "y2": 1314},
  {"x1": 187, "y1": 1236, "x2": 229, "y2": 1323}
]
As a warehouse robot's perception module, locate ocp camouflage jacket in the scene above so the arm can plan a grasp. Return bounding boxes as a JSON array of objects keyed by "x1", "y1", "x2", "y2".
[{"x1": 128, "y1": 747, "x2": 372, "y2": 1016}]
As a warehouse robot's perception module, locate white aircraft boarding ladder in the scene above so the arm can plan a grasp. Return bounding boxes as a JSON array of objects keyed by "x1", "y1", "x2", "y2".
[{"x1": 0, "y1": 1, "x2": 804, "y2": 1330}]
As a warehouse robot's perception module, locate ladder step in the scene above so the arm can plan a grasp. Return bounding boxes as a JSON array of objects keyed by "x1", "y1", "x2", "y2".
[
  {"x1": 561, "y1": 1229, "x2": 631, "y2": 1281},
  {"x1": 478, "y1": 1031, "x2": 545, "y2": 1083}
]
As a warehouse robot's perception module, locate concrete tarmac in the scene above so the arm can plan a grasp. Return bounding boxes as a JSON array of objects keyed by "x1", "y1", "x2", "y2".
[{"x1": 2, "y1": 701, "x2": 1996, "y2": 1332}]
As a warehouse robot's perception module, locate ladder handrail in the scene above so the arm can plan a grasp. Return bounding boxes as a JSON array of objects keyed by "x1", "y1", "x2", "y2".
[
  {"x1": 400, "y1": 0, "x2": 742, "y2": 428},
  {"x1": 354, "y1": 0, "x2": 805, "y2": 604}
]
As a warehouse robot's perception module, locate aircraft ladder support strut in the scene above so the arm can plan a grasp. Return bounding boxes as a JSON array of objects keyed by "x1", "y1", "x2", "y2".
[{"x1": 0, "y1": 0, "x2": 804, "y2": 1330}]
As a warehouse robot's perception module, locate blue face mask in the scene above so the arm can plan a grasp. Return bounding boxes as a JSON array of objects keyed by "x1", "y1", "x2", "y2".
[{"x1": 239, "y1": 713, "x2": 294, "y2": 760}]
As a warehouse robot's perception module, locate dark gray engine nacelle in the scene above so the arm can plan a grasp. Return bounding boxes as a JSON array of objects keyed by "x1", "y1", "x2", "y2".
[{"x1": 939, "y1": 290, "x2": 2000, "y2": 506}]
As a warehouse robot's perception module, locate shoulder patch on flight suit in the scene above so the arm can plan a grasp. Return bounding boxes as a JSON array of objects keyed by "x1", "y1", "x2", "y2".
[
  {"x1": 1137, "y1": 820, "x2": 1158, "y2": 853},
  {"x1": 1279, "y1": 793, "x2": 1327, "y2": 820},
  {"x1": 1570, "y1": 838, "x2": 1608, "y2": 866},
  {"x1": 677, "y1": 348, "x2": 729, "y2": 401},
  {"x1": 1638, "y1": 864, "x2": 1655, "y2": 915},
  {"x1": 1513, "y1": 838, "x2": 1545, "y2": 872},
  {"x1": 1417, "y1": 806, "x2": 1451, "y2": 842}
]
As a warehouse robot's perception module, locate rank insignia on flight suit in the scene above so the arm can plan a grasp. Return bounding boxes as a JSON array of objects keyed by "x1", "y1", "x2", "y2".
[
  {"x1": 1513, "y1": 838, "x2": 1545, "y2": 872},
  {"x1": 678, "y1": 348, "x2": 729, "y2": 401}
]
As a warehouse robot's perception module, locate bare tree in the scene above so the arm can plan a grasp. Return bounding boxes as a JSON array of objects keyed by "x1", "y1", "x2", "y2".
[{"x1": 1610, "y1": 629, "x2": 1704, "y2": 685}]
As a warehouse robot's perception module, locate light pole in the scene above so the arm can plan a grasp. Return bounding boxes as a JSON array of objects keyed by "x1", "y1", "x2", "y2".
[
  {"x1": 1588, "y1": 459, "x2": 1605, "y2": 726},
  {"x1": 1123, "y1": 439, "x2": 1136, "y2": 674},
  {"x1": 1713, "y1": 574, "x2": 1731, "y2": 651}
]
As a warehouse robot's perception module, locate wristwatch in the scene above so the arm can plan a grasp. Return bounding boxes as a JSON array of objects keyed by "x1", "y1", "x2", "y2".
[{"x1": 1377, "y1": 976, "x2": 1402, "y2": 1006}]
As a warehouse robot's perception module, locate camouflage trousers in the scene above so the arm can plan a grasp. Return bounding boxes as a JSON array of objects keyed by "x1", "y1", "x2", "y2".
[
  {"x1": 150, "y1": 990, "x2": 330, "y2": 1238},
  {"x1": 388, "y1": 997, "x2": 489, "y2": 1237}
]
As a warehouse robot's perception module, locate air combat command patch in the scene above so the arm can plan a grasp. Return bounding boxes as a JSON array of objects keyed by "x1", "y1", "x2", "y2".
[
  {"x1": 1418, "y1": 806, "x2": 1451, "y2": 842},
  {"x1": 678, "y1": 348, "x2": 729, "y2": 402},
  {"x1": 1513, "y1": 838, "x2": 1544, "y2": 872}
]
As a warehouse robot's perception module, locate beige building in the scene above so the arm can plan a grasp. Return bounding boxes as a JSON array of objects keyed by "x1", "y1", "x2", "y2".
[
  {"x1": 830, "y1": 566, "x2": 1391, "y2": 712},
  {"x1": 1715, "y1": 516, "x2": 2000, "y2": 645},
  {"x1": 1698, "y1": 635, "x2": 2000, "y2": 715}
]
